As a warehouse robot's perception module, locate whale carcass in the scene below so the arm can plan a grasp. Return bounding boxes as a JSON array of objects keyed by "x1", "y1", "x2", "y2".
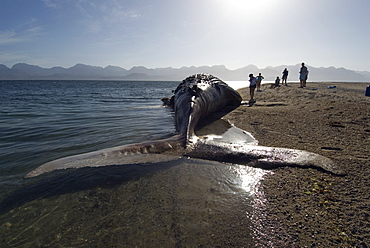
[{"x1": 25, "y1": 74, "x2": 344, "y2": 178}]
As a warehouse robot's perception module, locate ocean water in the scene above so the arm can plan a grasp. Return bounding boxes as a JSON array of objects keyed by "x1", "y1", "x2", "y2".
[{"x1": 0, "y1": 80, "x2": 267, "y2": 247}]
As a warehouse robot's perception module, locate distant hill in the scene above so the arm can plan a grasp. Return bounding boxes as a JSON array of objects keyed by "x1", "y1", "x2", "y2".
[{"x1": 0, "y1": 63, "x2": 369, "y2": 82}]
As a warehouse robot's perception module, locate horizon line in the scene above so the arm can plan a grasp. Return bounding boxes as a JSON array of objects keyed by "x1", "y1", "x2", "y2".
[{"x1": 2, "y1": 62, "x2": 369, "y2": 73}]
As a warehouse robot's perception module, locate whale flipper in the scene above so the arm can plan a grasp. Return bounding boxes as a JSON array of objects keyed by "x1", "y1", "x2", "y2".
[
  {"x1": 25, "y1": 137, "x2": 184, "y2": 178},
  {"x1": 186, "y1": 140, "x2": 345, "y2": 175}
]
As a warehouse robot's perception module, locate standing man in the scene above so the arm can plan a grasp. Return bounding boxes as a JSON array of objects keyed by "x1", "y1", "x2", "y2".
[
  {"x1": 248, "y1": 73, "x2": 257, "y2": 103},
  {"x1": 282, "y1": 68, "x2": 289, "y2": 86},
  {"x1": 299, "y1": 63, "x2": 309, "y2": 88},
  {"x1": 256, "y1": 73, "x2": 264, "y2": 92}
]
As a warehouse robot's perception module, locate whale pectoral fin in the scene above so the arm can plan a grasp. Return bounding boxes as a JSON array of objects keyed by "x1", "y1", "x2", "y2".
[
  {"x1": 188, "y1": 141, "x2": 345, "y2": 176},
  {"x1": 255, "y1": 147, "x2": 346, "y2": 176},
  {"x1": 25, "y1": 137, "x2": 184, "y2": 178}
]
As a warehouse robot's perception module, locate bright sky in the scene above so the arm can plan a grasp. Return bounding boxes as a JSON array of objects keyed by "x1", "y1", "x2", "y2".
[{"x1": 1, "y1": 0, "x2": 369, "y2": 71}]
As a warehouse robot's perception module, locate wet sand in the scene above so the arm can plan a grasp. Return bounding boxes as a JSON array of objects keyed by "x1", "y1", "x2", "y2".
[{"x1": 225, "y1": 82, "x2": 370, "y2": 247}]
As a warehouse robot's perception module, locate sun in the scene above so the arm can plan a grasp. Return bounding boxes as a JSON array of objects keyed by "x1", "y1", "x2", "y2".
[
  {"x1": 218, "y1": 0, "x2": 277, "y2": 19},
  {"x1": 227, "y1": 0, "x2": 275, "y2": 9}
]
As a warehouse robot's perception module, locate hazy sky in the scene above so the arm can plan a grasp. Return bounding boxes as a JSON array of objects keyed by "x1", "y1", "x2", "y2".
[{"x1": 1, "y1": 0, "x2": 369, "y2": 71}]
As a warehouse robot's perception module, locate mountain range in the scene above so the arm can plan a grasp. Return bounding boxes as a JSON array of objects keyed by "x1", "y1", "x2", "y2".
[{"x1": 1, "y1": 63, "x2": 369, "y2": 82}]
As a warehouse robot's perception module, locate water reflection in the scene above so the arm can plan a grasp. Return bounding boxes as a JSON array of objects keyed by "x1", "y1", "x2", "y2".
[
  {"x1": 0, "y1": 119, "x2": 270, "y2": 247},
  {"x1": 196, "y1": 119, "x2": 266, "y2": 194},
  {"x1": 232, "y1": 165, "x2": 269, "y2": 195}
]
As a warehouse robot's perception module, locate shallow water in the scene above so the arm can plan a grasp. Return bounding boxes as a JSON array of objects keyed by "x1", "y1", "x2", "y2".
[
  {"x1": 0, "y1": 80, "x2": 268, "y2": 247},
  {"x1": 1, "y1": 159, "x2": 268, "y2": 247}
]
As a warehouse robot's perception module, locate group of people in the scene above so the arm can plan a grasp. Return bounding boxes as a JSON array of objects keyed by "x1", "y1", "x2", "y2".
[{"x1": 248, "y1": 62, "x2": 309, "y2": 102}]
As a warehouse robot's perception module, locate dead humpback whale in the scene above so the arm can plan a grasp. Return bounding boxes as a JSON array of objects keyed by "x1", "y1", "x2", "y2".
[{"x1": 25, "y1": 74, "x2": 344, "y2": 178}]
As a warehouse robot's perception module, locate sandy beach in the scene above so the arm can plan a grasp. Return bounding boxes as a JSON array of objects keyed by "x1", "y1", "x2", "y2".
[{"x1": 225, "y1": 82, "x2": 370, "y2": 247}]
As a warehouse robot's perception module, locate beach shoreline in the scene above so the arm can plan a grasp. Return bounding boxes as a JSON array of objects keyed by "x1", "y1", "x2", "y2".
[{"x1": 225, "y1": 82, "x2": 370, "y2": 247}]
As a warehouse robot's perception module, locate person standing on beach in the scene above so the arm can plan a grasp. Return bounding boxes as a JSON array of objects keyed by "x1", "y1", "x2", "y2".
[
  {"x1": 249, "y1": 73, "x2": 257, "y2": 102},
  {"x1": 256, "y1": 73, "x2": 264, "y2": 92},
  {"x1": 282, "y1": 68, "x2": 288, "y2": 86},
  {"x1": 299, "y1": 63, "x2": 309, "y2": 88}
]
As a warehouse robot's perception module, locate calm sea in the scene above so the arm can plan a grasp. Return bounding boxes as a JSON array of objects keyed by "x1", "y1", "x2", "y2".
[{"x1": 0, "y1": 80, "x2": 267, "y2": 247}]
